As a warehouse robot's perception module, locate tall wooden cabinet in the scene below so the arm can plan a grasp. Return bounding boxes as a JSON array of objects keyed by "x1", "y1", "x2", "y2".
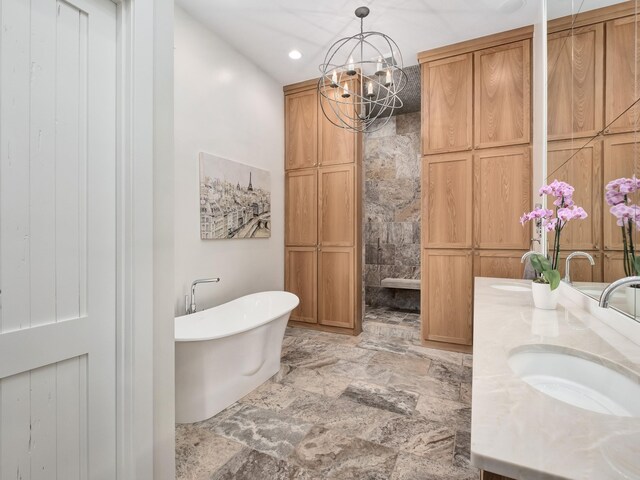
[
  {"x1": 547, "y1": 3, "x2": 640, "y2": 283},
  {"x1": 283, "y1": 80, "x2": 363, "y2": 335},
  {"x1": 418, "y1": 27, "x2": 534, "y2": 352}
]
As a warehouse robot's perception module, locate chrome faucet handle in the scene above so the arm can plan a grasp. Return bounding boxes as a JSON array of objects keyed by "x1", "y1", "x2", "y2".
[
  {"x1": 599, "y1": 276, "x2": 640, "y2": 308},
  {"x1": 564, "y1": 251, "x2": 596, "y2": 284},
  {"x1": 188, "y1": 277, "x2": 221, "y2": 314},
  {"x1": 191, "y1": 278, "x2": 221, "y2": 288},
  {"x1": 521, "y1": 251, "x2": 538, "y2": 264}
]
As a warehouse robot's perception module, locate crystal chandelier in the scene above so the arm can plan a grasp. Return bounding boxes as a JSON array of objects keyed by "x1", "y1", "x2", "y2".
[{"x1": 318, "y1": 6, "x2": 407, "y2": 133}]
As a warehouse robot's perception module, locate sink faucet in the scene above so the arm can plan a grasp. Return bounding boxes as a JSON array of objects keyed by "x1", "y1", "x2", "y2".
[
  {"x1": 186, "y1": 278, "x2": 220, "y2": 314},
  {"x1": 599, "y1": 276, "x2": 640, "y2": 308},
  {"x1": 564, "y1": 251, "x2": 595, "y2": 284}
]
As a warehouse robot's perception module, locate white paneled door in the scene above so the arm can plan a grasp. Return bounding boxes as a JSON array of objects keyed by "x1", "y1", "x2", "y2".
[{"x1": 0, "y1": 0, "x2": 117, "y2": 477}]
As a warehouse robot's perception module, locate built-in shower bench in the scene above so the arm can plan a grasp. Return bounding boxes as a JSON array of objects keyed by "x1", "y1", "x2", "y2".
[{"x1": 380, "y1": 278, "x2": 420, "y2": 290}]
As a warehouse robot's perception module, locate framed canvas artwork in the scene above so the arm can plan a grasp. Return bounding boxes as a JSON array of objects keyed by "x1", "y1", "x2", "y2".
[{"x1": 199, "y1": 152, "x2": 271, "y2": 239}]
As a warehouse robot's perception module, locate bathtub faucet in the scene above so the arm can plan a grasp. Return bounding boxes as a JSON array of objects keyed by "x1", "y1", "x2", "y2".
[{"x1": 187, "y1": 278, "x2": 221, "y2": 314}]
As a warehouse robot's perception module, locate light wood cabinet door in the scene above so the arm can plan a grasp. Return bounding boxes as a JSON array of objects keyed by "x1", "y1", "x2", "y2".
[
  {"x1": 558, "y1": 251, "x2": 602, "y2": 283},
  {"x1": 318, "y1": 247, "x2": 354, "y2": 328},
  {"x1": 474, "y1": 40, "x2": 531, "y2": 149},
  {"x1": 422, "y1": 54, "x2": 473, "y2": 154},
  {"x1": 285, "y1": 89, "x2": 318, "y2": 170},
  {"x1": 604, "y1": 251, "x2": 627, "y2": 282},
  {"x1": 422, "y1": 249, "x2": 473, "y2": 346},
  {"x1": 423, "y1": 153, "x2": 472, "y2": 248},
  {"x1": 474, "y1": 147, "x2": 531, "y2": 249},
  {"x1": 319, "y1": 79, "x2": 359, "y2": 166},
  {"x1": 547, "y1": 140, "x2": 602, "y2": 250},
  {"x1": 473, "y1": 250, "x2": 526, "y2": 279},
  {"x1": 603, "y1": 133, "x2": 640, "y2": 250},
  {"x1": 285, "y1": 169, "x2": 317, "y2": 246},
  {"x1": 606, "y1": 16, "x2": 640, "y2": 134},
  {"x1": 285, "y1": 247, "x2": 317, "y2": 324},
  {"x1": 319, "y1": 165, "x2": 355, "y2": 247},
  {"x1": 547, "y1": 25, "x2": 603, "y2": 141}
]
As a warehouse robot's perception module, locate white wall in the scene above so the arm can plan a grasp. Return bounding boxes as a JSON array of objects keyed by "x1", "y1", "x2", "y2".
[{"x1": 174, "y1": 6, "x2": 285, "y2": 314}]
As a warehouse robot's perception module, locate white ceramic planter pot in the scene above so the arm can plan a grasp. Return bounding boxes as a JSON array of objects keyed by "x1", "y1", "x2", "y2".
[
  {"x1": 625, "y1": 285, "x2": 640, "y2": 315},
  {"x1": 531, "y1": 281, "x2": 559, "y2": 310}
]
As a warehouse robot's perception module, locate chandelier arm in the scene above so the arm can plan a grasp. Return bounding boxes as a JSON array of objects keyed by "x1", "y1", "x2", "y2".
[
  {"x1": 319, "y1": 90, "x2": 401, "y2": 110},
  {"x1": 319, "y1": 92, "x2": 362, "y2": 131},
  {"x1": 319, "y1": 77, "x2": 364, "y2": 129}
]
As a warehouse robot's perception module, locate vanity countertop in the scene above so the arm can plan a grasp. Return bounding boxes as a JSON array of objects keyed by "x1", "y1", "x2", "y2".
[{"x1": 471, "y1": 277, "x2": 640, "y2": 480}]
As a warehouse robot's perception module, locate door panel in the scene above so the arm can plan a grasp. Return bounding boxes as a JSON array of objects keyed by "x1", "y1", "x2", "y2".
[
  {"x1": 0, "y1": 0, "x2": 117, "y2": 476},
  {"x1": 604, "y1": 251, "x2": 627, "y2": 282},
  {"x1": 606, "y1": 16, "x2": 640, "y2": 134},
  {"x1": 285, "y1": 169, "x2": 317, "y2": 246},
  {"x1": 423, "y1": 250, "x2": 473, "y2": 345},
  {"x1": 473, "y1": 250, "x2": 526, "y2": 279},
  {"x1": 319, "y1": 79, "x2": 358, "y2": 165},
  {"x1": 474, "y1": 40, "x2": 531, "y2": 148},
  {"x1": 319, "y1": 165, "x2": 355, "y2": 246},
  {"x1": 423, "y1": 152, "x2": 473, "y2": 248},
  {"x1": 422, "y1": 54, "x2": 473, "y2": 154},
  {"x1": 474, "y1": 147, "x2": 531, "y2": 249},
  {"x1": 547, "y1": 140, "x2": 602, "y2": 251},
  {"x1": 285, "y1": 89, "x2": 318, "y2": 170},
  {"x1": 318, "y1": 248, "x2": 354, "y2": 328},
  {"x1": 547, "y1": 25, "x2": 603, "y2": 141},
  {"x1": 285, "y1": 247, "x2": 317, "y2": 323},
  {"x1": 603, "y1": 133, "x2": 640, "y2": 250}
]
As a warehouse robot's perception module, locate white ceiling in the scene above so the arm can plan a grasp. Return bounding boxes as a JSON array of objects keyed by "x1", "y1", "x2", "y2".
[
  {"x1": 176, "y1": 0, "x2": 631, "y2": 86},
  {"x1": 176, "y1": 0, "x2": 544, "y2": 86}
]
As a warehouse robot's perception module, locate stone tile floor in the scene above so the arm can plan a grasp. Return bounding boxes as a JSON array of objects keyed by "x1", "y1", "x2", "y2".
[{"x1": 176, "y1": 306, "x2": 477, "y2": 480}]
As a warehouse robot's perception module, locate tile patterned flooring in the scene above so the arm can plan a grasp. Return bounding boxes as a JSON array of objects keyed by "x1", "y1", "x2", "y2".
[{"x1": 176, "y1": 306, "x2": 477, "y2": 479}]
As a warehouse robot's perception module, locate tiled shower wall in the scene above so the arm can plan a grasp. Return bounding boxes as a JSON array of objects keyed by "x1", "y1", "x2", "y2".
[{"x1": 364, "y1": 112, "x2": 421, "y2": 311}]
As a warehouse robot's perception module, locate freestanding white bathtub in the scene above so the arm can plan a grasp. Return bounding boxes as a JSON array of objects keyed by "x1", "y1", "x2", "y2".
[{"x1": 174, "y1": 291, "x2": 299, "y2": 424}]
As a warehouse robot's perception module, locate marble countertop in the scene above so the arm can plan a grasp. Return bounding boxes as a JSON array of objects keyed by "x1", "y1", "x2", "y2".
[{"x1": 471, "y1": 277, "x2": 640, "y2": 480}]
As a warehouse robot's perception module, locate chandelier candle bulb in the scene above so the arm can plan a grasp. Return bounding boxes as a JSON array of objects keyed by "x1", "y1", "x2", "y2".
[
  {"x1": 331, "y1": 70, "x2": 338, "y2": 87},
  {"x1": 376, "y1": 57, "x2": 384, "y2": 75},
  {"x1": 341, "y1": 82, "x2": 350, "y2": 98},
  {"x1": 367, "y1": 80, "x2": 374, "y2": 97},
  {"x1": 384, "y1": 69, "x2": 392, "y2": 87},
  {"x1": 347, "y1": 56, "x2": 356, "y2": 75}
]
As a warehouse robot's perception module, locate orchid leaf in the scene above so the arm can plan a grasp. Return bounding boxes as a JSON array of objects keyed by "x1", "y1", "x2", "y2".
[
  {"x1": 529, "y1": 254, "x2": 552, "y2": 274},
  {"x1": 542, "y1": 269, "x2": 561, "y2": 290},
  {"x1": 634, "y1": 256, "x2": 640, "y2": 276}
]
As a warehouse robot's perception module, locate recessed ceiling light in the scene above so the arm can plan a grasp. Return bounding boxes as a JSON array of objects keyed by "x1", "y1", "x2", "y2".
[{"x1": 288, "y1": 50, "x2": 302, "y2": 60}]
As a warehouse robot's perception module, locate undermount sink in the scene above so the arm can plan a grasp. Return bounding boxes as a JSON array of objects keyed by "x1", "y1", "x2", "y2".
[
  {"x1": 508, "y1": 346, "x2": 640, "y2": 417},
  {"x1": 491, "y1": 283, "x2": 530, "y2": 292}
]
